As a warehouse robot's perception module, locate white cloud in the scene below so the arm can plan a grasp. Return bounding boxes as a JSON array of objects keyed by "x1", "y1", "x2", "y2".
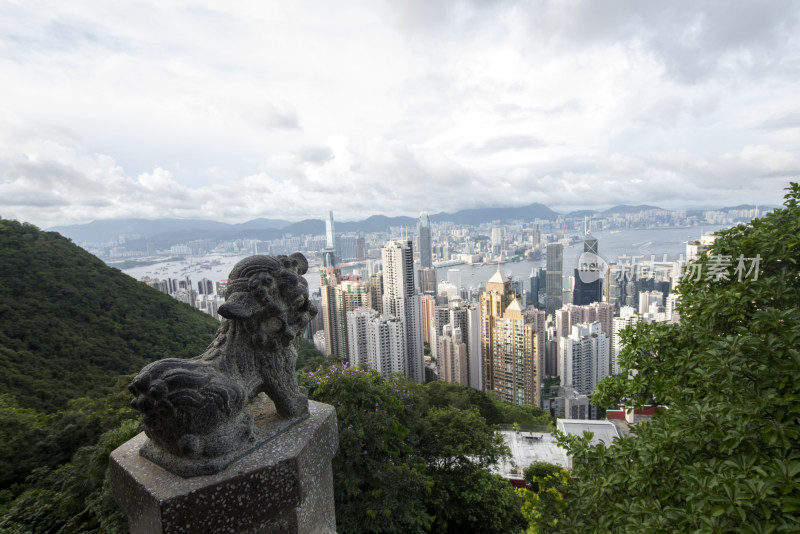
[{"x1": 0, "y1": 0, "x2": 798, "y2": 228}]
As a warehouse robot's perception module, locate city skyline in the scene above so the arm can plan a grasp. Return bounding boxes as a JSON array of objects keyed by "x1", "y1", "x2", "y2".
[{"x1": 2, "y1": 1, "x2": 799, "y2": 228}]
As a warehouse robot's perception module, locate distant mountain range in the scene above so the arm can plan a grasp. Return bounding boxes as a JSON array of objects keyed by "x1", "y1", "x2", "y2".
[{"x1": 48, "y1": 202, "x2": 769, "y2": 246}]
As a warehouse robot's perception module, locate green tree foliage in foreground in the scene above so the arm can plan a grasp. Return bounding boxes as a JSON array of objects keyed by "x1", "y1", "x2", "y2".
[
  {"x1": 517, "y1": 463, "x2": 571, "y2": 534},
  {"x1": 0, "y1": 220, "x2": 220, "y2": 412},
  {"x1": 552, "y1": 183, "x2": 800, "y2": 533},
  {"x1": 1, "y1": 378, "x2": 141, "y2": 532},
  {"x1": 3, "y1": 361, "x2": 547, "y2": 533},
  {"x1": 299, "y1": 364, "x2": 544, "y2": 533}
]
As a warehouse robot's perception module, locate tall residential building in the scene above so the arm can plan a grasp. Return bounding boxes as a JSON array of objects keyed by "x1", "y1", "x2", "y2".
[
  {"x1": 429, "y1": 305, "x2": 451, "y2": 369},
  {"x1": 418, "y1": 212, "x2": 433, "y2": 269},
  {"x1": 488, "y1": 298, "x2": 542, "y2": 406},
  {"x1": 382, "y1": 239, "x2": 425, "y2": 383},
  {"x1": 421, "y1": 294, "x2": 436, "y2": 344},
  {"x1": 347, "y1": 307, "x2": 377, "y2": 367},
  {"x1": 366, "y1": 272, "x2": 383, "y2": 314},
  {"x1": 665, "y1": 293, "x2": 680, "y2": 322},
  {"x1": 448, "y1": 302, "x2": 482, "y2": 390},
  {"x1": 480, "y1": 267, "x2": 515, "y2": 390},
  {"x1": 560, "y1": 321, "x2": 609, "y2": 394},
  {"x1": 480, "y1": 267, "x2": 541, "y2": 405},
  {"x1": 612, "y1": 307, "x2": 640, "y2": 375},
  {"x1": 367, "y1": 314, "x2": 406, "y2": 377},
  {"x1": 545, "y1": 243, "x2": 563, "y2": 316},
  {"x1": 464, "y1": 304, "x2": 482, "y2": 390},
  {"x1": 439, "y1": 324, "x2": 468, "y2": 386},
  {"x1": 320, "y1": 267, "x2": 368, "y2": 359}
]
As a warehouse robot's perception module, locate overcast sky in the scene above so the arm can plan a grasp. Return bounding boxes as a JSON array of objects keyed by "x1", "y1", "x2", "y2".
[{"x1": 2, "y1": 0, "x2": 799, "y2": 228}]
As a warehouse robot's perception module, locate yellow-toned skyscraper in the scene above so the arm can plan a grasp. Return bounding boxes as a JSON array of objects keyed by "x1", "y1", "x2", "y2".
[{"x1": 480, "y1": 267, "x2": 542, "y2": 406}]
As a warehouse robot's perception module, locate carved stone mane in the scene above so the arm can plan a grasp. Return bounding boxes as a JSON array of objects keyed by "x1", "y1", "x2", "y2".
[{"x1": 128, "y1": 253, "x2": 317, "y2": 476}]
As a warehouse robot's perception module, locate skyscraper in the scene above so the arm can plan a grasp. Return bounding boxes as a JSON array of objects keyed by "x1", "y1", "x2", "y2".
[
  {"x1": 382, "y1": 239, "x2": 425, "y2": 383},
  {"x1": 480, "y1": 268, "x2": 541, "y2": 406},
  {"x1": 480, "y1": 267, "x2": 515, "y2": 390},
  {"x1": 489, "y1": 298, "x2": 542, "y2": 406},
  {"x1": 545, "y1": 243, "x2": 563, "y2": 316},
  {"x1": 418, "y1": 212, "x2": 433, "y2": 269},
  {"x1": 417, "y1": 213, "x2": 435, "y2": 295},
  {"x1": 573, "y1": 237, "x2": 602, "y2": 305},
  {"x1": 529, "y1": 267, "x2": 546, "y2": 310},
  {"x1": 325, "y1": 210, "x2": 336, "y2": 249},
  {"x1": 322, "y1": 211, "x2": 337, "y2": 267}
]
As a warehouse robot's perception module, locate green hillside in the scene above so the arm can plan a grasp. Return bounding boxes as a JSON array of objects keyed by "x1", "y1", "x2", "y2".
[{"x1": 0, "y1": 219, "x2": 220, "y2": 412}]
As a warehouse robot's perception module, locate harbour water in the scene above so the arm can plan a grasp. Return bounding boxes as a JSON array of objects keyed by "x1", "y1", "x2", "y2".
[{"x1": 122, "y1": 225, "x2": 731, "y2": 295}]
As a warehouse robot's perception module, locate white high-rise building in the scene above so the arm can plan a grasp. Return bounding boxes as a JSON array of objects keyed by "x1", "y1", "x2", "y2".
[
  {"x1": 446, "y1": 302, "x2": 482, "y2": 390},
  {"x1": 325, "y1": 211, "x2": 336, "y2": 249},
  {"x1": 666, "y1": 293, "x2": 680, "y2": 322},
  {"x1": 560, "y1": 321, "x2": 609, "y2": 394},
  {"x1": 347, "y1": 307, "x2": 377, "y2": 367},
  {"x1": 367, "y1": 314, "x2": 406, "y2": 377},
  {"x1": 612, "y1": 308, "x2": 640, "y2": 375},
  {"x1": 439, "y1": 324, "x2": 468, "y2": 385},
  {"x1": 381, "y1": 239, "x2": 425, "y2": 382}
]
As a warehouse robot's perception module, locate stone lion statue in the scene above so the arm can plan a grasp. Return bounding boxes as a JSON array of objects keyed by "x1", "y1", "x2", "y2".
[{"x1": 128, "y1": 253, "x2": 317, "y2": 476}]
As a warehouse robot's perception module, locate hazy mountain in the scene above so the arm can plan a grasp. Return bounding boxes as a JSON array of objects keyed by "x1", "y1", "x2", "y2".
[
  {"x1": 337, "y1": 215, "x2": 418, "y2": 233},
  {"x1": 50, "y1": 217, "x2": 291, "y2": 244},
  {"x1": 602, "y1": 204, "x2": 663, "y2": 214},
  {"x1": 50, "y1": 218, "x2": 231, "y2": 243},
  {"x1": 564, "y1": 209, "x2": 600, "y2": 218},
  {"x1": 45, "y1": 200, "x2": 768, "y2": 251},
  {"x1": 231, "y1": 218, "x2": 292, "y2": 230},
  {"x1": 432, "y1": 202, "x2": 559, "y2": 224},
  {"x1": 281, "y1": 219, "x2": 325, "y2": 236}
]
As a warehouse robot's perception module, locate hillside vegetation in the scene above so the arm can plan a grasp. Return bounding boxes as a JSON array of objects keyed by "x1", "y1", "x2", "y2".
[{"x1": 0, "y1": 219, "x2": 220, "y2": 412}]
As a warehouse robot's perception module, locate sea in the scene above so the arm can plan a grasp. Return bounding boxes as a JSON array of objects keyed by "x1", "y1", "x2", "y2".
[{"x1": 121, "y1": 225, "x2": 731, "y2": 295}]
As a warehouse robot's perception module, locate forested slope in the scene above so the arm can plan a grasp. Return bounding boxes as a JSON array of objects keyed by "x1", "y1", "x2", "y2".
[{"x1": 0, "y1": 219, "x2": 220, "y2": 412}]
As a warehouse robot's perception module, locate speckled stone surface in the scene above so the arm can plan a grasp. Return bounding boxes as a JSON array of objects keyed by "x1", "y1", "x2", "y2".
[{"x1": 110, "y1": 400, "x2": 338, "y2": 534}]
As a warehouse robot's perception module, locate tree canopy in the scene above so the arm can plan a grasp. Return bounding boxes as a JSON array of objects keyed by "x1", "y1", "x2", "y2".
[{"x1": 555, "y1": 183, "x2": 800, "y2": 533}]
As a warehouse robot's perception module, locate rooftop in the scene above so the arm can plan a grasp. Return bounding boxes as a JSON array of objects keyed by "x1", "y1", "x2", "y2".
[
  {"x1": 557, "y1": 419, "x2": 621, "y2": 447},
  {"x1": 493, "y1": 431, "x2": 568, "y2": 478}
]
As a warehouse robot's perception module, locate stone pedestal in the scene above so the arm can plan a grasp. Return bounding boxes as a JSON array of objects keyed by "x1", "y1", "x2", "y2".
[{"x1": 110, "y1": 400, "x2": 338, "y2": 534}]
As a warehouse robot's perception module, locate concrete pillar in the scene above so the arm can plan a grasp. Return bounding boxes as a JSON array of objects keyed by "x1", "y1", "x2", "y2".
[{"x1": 110, "y1": 400, "x2": 338, "y2": 534}]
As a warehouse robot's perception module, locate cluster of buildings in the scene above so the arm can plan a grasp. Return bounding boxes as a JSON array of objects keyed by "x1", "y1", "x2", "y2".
[
  {"x1": 128, "y1": 208, "x2": 741, "y2": 421},
  {"x1": 141, "y1": 275, "x2": 226, "y2": 319},
  {"x1": 306, "y1": 211, "x2": 701, "y2": 420}
]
